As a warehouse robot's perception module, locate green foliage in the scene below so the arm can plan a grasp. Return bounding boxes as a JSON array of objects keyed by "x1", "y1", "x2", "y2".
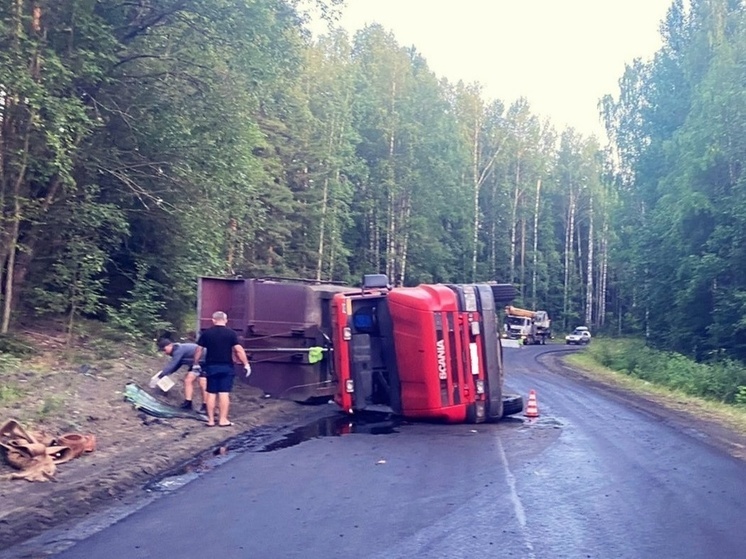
[
  {"x1": 587, "y1": 338, "x2": 746, "y2": 404},
  {"x1": 37, "y1": 395, "x2": 65, "y2": 419},
  {"x1": 84, "y1": 337, "x2": 121, "y2": 361},
  {"x1": 0, "y1": 0, "x2": 687, "y2": 369},
  {"x1": 107, "y1": 265, "x2": 173, "y2": 339},
  {"x1": 0, "y1": 352, "x2": 22, "y2": 374},
  {"x1": 603, "y1": 0, "x2": 746, "y2": 362},
  {"x1": 28, "y1": 188, "x2": 128, "y2": 332},
  {"x1": 0, "y1": 335, "x2": 34, "y2": 356},
  {"x1": 0, "y1": 380, "x2": 23, "y2": 403}
]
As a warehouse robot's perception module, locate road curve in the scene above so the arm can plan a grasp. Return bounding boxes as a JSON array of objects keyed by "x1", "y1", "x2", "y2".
[{"x1": 5, "y1": 345, "x2": 746, "y2": 559}]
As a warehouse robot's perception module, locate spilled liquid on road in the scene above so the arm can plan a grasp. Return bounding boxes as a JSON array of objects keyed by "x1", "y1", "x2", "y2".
[
  {"x1": 147, "y1": 412, "x2": 400, "y2": 493},
  {"x1": 255, "y1": 413, "x2": 401, "y2": 452}
]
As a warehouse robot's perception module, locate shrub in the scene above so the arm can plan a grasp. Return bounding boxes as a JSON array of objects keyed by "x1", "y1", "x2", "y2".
[
  {"x1": 0, "y1": 352, "x2": 22, "y2": 373},
  {"x1": 736, "y1": 386, "x2": 746, "y2": 406},
  {"x1": 587, "y1": 338, "x2": 746, "y2": 405},
  {"x1": 0, "y1": 335, "x2": 35, "y2": 356}
]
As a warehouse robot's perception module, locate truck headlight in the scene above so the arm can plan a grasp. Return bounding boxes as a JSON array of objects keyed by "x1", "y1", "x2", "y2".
[
  {"x1": 476, "y1": 379, "x2": 485, "y2": 394},
  {"x1": 343, "y1": 327, "x2": 352, "y2": 341},
  {"x1": 345, "y1": 379, "x2": 354, "y2": 393}
]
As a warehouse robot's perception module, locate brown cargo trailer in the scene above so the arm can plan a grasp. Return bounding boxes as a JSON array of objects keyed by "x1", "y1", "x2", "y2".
[{"x1": 197, "y1": 277, "x2": 352, "y2": 402}]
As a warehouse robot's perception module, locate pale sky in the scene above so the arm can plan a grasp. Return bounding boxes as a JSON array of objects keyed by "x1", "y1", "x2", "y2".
[{"x1": 322, "y1": 0, "x2": 673, "y2": 139}]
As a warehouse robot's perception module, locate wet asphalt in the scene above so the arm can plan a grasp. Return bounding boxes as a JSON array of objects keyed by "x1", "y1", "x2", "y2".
[{"x1": 10, "y1": 345, "x2": 746, "y2": 558}]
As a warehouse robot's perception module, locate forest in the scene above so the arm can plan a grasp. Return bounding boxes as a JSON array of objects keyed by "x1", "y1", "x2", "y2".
[{"x1": 0, "y1": 0, "x2": 745, "y2": 367}]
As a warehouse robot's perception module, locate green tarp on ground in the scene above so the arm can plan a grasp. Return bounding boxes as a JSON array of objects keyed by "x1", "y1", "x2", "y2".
[{"x1": 124, "y1": 383, "x2": 206, "y2": 421}]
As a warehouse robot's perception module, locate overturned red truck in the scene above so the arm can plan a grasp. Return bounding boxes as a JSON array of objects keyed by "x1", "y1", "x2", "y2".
[{"x1": 197, "y1": 274, "x2": 523, "y2": 423}]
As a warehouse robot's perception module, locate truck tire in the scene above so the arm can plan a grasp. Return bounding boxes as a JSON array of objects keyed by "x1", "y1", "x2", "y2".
[{"x1": 502, "y1": 393, "x2": 523, "y2": 416}]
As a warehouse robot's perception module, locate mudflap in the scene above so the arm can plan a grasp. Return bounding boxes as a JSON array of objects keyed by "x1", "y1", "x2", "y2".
[{"x1": 465, "y1": 402, "x2": 487, "y2": 424}]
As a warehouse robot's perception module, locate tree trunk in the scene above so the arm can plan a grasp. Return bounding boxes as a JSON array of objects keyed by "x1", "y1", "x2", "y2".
[
  {"x1": 317, "y1": 115, "x2": 338, "y2": 281},
  {"x1": 471, "y1": 109, "x2": 480, "y2": 281},
  {"x1": 585, "y1": 195, "x2": 594, "y2": 326},
  {"x1": 385, "y1": 77, "x2": 397, "y2": 279},
  {"x1": 226, "y1": 218, "x2": 238, "y2": 275},
  {"x1": 316, "y1": 175, "x2": 330, "y2": 281},
  {"x1": 489, "y1": 173, "x2": 499, "y2": 278},
  {"x1": 1, "y1": 194, "x2": 20, "y2": 334},
  {"x1": 563, "y1": 191, "x2": 577, "y2": 331},
  {"x1": 325, "y1": 169, "x2": 342, "y2": 281},
  {"x1": 510, "y1": 162, "x2": 521, "y2": 285},
  {"x1": 531, "y1": 179, "x2": 541, "y2": 306},
  {"x1": 1, "y1": 113, "x2": 32, "y2": 334},
  {"x1": 599, "y1": 218, "x2": 609, "y2": 327},
  {"x1": 520, "y1": 217, "x2": 526, "y2": 300},
  {"x1": 371, "y1": 201, "x2": 379, "y2": 270},
  {"x1": 575, "y1": 211, "x2": 583, "y2": 306},
  {"x1": 397, "y1": 196, "x2": 411, "y2": 286}
]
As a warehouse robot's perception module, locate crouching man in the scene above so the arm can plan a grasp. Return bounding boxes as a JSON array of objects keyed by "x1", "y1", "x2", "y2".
[{"x1": 151, "y1": 338, "x2": 208, "y2": 414}]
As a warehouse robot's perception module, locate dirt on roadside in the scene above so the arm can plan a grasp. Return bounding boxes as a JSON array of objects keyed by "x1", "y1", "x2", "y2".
[{"x1": 0, "y1": 327, "x2": 327, "y2": 550}]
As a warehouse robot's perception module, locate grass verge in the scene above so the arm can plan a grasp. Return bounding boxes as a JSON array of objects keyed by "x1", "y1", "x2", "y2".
[{"x1": 566, "y1": 339, "x2": 746, "y2": 437}]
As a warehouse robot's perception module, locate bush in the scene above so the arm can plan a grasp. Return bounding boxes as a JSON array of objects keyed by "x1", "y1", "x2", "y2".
[
  {"x1": 736, "y1": 386, "x2": 746, "y2": 406},
  {"x1": 0, "y1": 352, "x2": 22, "y2": 373},
  {"x1": 587, "y1": 338, "x2": 746, "y2": 405},
  {"x1": 0, "y1": 334, "x2": 35, "y2": 357}
]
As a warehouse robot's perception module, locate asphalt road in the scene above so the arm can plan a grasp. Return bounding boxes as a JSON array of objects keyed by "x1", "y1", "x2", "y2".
[{"x1": 18, "y1": 345, "x2": 746, "y2": 558}]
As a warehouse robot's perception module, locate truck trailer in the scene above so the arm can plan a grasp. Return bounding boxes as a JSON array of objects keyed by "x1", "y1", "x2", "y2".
[{"x1": 197, "y1": 275, "x2": 523, "y2": 424}]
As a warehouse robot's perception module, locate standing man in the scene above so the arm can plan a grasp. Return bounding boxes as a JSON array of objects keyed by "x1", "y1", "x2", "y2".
[
  {"x1": 193, "y1": 311, "x2": 251, "y2": 427},
  {"x1": 151, "y1": 338, "x2": 208, "y2": 414}
]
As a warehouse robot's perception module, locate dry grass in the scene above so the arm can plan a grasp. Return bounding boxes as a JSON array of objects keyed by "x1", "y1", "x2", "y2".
[{"x1": 0, "y1": 320, "x2": 160, "y2": 430}]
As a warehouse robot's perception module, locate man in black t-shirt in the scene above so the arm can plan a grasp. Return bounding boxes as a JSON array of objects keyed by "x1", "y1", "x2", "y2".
[{"x1": 193, "y1": 311, "x2": 251, "y2": 427}]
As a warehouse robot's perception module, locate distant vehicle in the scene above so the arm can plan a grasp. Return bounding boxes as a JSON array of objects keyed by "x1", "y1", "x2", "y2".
[
  {"x1": 566, "y1": 326, "x2": 591, "y2": 345},
  {"x1": 504, "y1": 305, "x2": 551, "y2": 345}
]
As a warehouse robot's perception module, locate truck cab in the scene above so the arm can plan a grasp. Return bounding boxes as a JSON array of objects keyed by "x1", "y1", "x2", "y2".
[{"x1": 332, "y1": 276, "x2": 516, "y2": 423}]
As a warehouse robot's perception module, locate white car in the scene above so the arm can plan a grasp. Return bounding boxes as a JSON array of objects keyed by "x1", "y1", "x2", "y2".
[{"x1": 565, "y1": 326, "x2": 591, "y2": 345}]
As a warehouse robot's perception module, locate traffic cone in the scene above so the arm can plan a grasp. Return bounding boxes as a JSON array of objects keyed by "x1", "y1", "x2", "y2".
[{"x1": 524, "y1": 389, "x2": 539, "y2": 418}]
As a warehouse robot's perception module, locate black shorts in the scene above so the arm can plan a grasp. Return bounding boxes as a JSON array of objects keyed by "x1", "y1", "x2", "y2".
[
  {"x1": 205, "y1": 364, "x2": 236, "y2": 394},
  {"x1": 206, "y1": 373, "x2": 234, "y2": 394}
]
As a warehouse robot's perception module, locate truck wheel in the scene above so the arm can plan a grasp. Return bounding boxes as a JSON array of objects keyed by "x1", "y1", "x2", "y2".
[{"x1": 502, "y1": 394, "x2": 523, "y2": 416}]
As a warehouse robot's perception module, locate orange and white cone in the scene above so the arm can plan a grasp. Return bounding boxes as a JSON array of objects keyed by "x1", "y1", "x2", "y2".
[{"x1": 524, "y1": 389, "x2": 540, "y2": 418}]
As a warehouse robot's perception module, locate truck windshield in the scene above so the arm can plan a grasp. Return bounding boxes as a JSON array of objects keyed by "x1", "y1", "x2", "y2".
[{"x1": 506, "y1": 316, "x2": 530, "y2": 327}]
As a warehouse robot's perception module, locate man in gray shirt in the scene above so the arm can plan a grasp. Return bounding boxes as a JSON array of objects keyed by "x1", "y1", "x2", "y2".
[{"x1": 151, "y1": 338, "x2": 208, "y2": 413}]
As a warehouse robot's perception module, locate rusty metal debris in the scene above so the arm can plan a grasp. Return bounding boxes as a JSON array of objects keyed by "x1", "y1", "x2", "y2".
[{"x1": 0, "y1": 419, "x2": 95, "y2": 482}]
